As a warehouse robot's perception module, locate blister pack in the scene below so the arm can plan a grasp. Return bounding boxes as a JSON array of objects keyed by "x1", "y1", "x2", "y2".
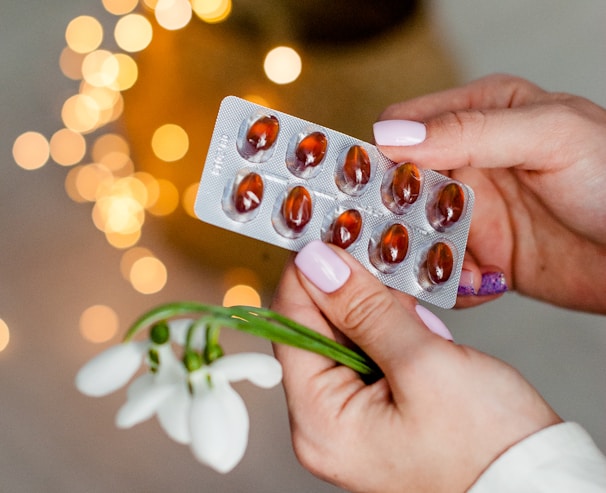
[{"x1": 194, "y1": 96, "x2": 474, "y2": 308}]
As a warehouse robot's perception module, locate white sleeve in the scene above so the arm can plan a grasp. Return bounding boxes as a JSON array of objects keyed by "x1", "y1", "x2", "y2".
[{"x1": 468, "y1": 422, "x2": 606, "y2": 492}]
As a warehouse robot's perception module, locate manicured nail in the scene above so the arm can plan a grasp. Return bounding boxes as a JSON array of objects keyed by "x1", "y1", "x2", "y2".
[
  {"x1": 415, "y1": 305, "x2": 454, "y2": 341},
  {"x1": 477, "y1": 272, "x2": 508, "y2": 296},
  {"x1": 457, "y1": 269, "x2": 476, "y2": 296},
  {"x1": 295, "y1": 240, "x2": 351, "y2": 293},
  {"x1": 373, "y1": 120, "x2": 427, "y2": 146}
]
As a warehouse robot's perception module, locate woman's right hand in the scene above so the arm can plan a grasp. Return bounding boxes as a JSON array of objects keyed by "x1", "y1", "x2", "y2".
[{"x1": 373, "y1": 74, "x2": 606, "y2": 313}]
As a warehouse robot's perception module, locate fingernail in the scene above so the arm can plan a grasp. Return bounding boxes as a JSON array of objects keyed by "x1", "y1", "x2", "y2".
[
  {"x1": 415, "y1": 305, "x2": 454, "y2": 341},
  {"x1": 477, "y1": 272, "x2": 508, "y2": 296},
  {"x1": 457, "y1": 269, "x2": 477, "y2": 296},
  {"x1": 373, "y1": 120, "x2": 427, "y2": 146},
  {"x1": 295, "y1": 240, "x2": 351, "y2": 293}
]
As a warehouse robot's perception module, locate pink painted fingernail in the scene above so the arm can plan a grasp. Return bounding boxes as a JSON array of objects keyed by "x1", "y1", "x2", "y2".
[
  {"x1": 295, "y1": 240, "x2": 351, "y2": 293},
  {"x1": 373, "y1": 120, "x2": 427, "y2": 146},
  {"x1": 415, "y1": 304, "x2": 454, "y2": 341}
]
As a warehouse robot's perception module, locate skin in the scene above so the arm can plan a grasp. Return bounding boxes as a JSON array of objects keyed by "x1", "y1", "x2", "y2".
[
  {"x1": 376, "y1": 74, "x2": 606, "y2": 313},
  {"x1": 270, "y1": 75, "x2": 605, "y2": 491}
]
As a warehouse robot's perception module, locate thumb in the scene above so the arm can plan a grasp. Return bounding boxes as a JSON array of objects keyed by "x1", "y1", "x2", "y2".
[{"x1": 293, "y1": 241, "x2": 452, "y2": 378}]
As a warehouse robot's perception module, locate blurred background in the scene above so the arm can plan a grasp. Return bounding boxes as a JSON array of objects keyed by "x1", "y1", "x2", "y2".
[{"x1": 1, "y1": 0, "x2": 605, "y2": 491}]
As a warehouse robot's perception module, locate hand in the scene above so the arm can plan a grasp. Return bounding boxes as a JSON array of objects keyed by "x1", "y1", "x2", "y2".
[
  {"x1": 373, "y1": 74, "x2": 606, "y2": 313},
  {"x1": 271, "y1": 240, "x2": 561, "y2": 493}
]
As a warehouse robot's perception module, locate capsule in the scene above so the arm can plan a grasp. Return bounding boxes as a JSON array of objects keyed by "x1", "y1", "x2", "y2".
[
  {"x1": 233, "y1": 172, "x2": 264, "y2": 213},
  {"x1": 238, "y1": 115, "x2": 279, "y2": 159},
  {"x1": 379, "y1": 223, "x2": 409, "y2": 265},
  {"x1": 329, "y1": 209, "x2": 362, "y2": 249},
  {"x1": 392, "y1": 162, "x2": 422, "y2": 207},
  {"x1": 426, "y1": 241, "x2": 454, "y2": 285},
  {"x1": 341, "y1": 145, "x2": 371, "y2": 189},
  {"x1": 281, "y1": 186, "x2": 312, "y2": 232},
  {"x1": 430, "y1": 182, "x2": 465, "y2": 230},
  {"x1": 294, "y1": 132, "x2": 328, "y2": 170}
]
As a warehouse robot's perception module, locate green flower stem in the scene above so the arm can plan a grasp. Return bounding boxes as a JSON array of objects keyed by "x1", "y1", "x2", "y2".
[{"x1": 124, "y1": 302, "x2": 381, "y2": 377}]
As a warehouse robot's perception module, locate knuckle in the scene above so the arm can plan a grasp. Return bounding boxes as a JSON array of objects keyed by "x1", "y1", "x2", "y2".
[{"x1": 338, "y1": 283, "x2": 396, "y2": 339}]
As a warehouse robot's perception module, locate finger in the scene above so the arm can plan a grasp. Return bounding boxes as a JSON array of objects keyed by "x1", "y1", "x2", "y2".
[
  {"x1": 292, "y1": 241, "x2": 444, "y2": 380},
  {"x1": 373, "y1": 76, "x2": 575, "y2": 172}
]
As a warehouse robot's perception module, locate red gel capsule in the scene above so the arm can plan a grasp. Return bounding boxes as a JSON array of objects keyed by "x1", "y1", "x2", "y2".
[
  {"x1": 392, "y1": 162, "x2": 422, "y2": 207},
  {"x1": 233, "y1": 172, "x2": 264, "y2": 213},
  {"x1": 342, "y1": 145, "x2": 371, "y2": 188},
  {"x1": 281, "y1": 186, "x2": 312, "y2": 232},
  {"x1": 379, "y1": 223, "x2": 409, "y2": 265},
  {"x1": 432, "y1": 183, "x2": 465, "y2": 229},
  {"x1": 329, "y1": 209, "x2": 362, "y2": 249},
  {"x1": 426, "y1": 241, "x2": 454, "y2": 285},
  {"x1": 294, "y1": 132, "x2": 328, "y2": 170},
  {"x1": 240, "y1": 115, "x2": 279, "y2": 158}
]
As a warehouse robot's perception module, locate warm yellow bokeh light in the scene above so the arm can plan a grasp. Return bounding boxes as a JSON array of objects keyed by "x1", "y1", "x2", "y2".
[
  {"x1": 264, "y1": 46, "x2": 302, "y2": 84},
  {"x1": 120, "y1": 246, "x2": 153, "y2": 280},
  {"x1": 146, "y1": 179, "x2": 179, "y2": 215},
  {"x1": 65, "y1": 166, "x2": 87, "y2": 203},
  {"x1": 50, "y1": 128, "x2": 86, "y2": 166},
  {"x1": 62, "y1": 94, "x2": 101, "y2": 133},
  {"x1": 133, "y1": 171, "x2": 160, "y2": 207},
  {"x1": 102, "y1": 0, "x2": 138, "y2": 15},
  {"x1": 79, "y1": 304, "x2": 119, "y2": 343},
  {"x1": 222, "y1": 284, "x2": 262, "y2": 308},
  {"x1": 93, "y1": 133, "x2": 130, "y2": 160},
  {"x1": 182, "y1": 182, "x2": 199, "y2": 217},
  {"x1": 115, "y1": 14, "x2": 153, "y2": 53},
  {"x1": 0, "y1": 319, "x2": 10, "y2": 352},
  {"x1": 13, "y1": 131, "x2": 50, "y2": 170},
  {"x1": 105, "y1": 229, "x2": 142, "y2": 249},
  {"x1": 93, "y1": 195, "x2": 145, "y2": 235},
  {"x1": 151, "y1": 123, "x2": 189, "y2": 162},
  {"x1": 59, "y1": 47, "x2": 85, "y2": 80},
  {"x1": 74, "y1": 163, "x2": 114, "y2": 201},
  {"x1": 82, "y1": 50, "x2": 120, "y2": 88},
  {"x1": 130, "y1": 256, "x2": 168, "y2": 294},
  {"x1": 65, "y1": 15, "x2": 104, "y2": 54},
  {"x1": 155, "y1": 0, "x2": 192, "y2": 30},
  {"x1": 114, "y1": 53, "x2": 139, "y2": 90},
  {"x1": 223, "y1": 267, "x2": 261, "y2": 292},
  {"x1": 143, "y1": 0, "x2": 159, "y2": 9},
  {"x1": 192, "y1": 0, "x2": 232, "y2": 23}
]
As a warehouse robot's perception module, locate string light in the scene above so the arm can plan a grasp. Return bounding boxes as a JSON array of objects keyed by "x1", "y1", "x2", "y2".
[
  {"x1": 65, "y1": 15, "x2": 104, "y2": 54},
  {"x1": 0, "y1": 319, "x2": 10, "y2": 352},
  {"x1": 114, "y1": 14, "x2": 153, "y2": 52},
  {"x1": 264, "y1": 46, "x2": 302, "y2": 84},
  {"x1": 79, "y1": 305, "x2": 119, "y2": 343},
  {"x1": 154, "y1": 0, "x2": 193, "y2": 31},
  {"x1": 13, "y1": 132, "x2": 50, "y2": 170},
  {"x1": 50, "y1": 128, "x2": 87, "y2": 166},
  {"x1": 129, "y1": 256, "x2": 168, "y2": 294},
  {"x1": 223, "y1": 284, "x2": 262, "y2": 308},
  {"x1": 151, "y1": 123, "x2": 189, "y2": 162}
]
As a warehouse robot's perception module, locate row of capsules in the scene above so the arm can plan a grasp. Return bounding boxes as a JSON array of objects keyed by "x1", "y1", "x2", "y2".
[{"x1": 198, "y1": 97, "x2": 473, "y2": 308}]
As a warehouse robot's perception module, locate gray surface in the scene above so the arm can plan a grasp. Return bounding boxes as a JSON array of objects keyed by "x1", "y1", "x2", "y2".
[{"x1": 1, "y1": 1, "x2": 604, "y2": 492}]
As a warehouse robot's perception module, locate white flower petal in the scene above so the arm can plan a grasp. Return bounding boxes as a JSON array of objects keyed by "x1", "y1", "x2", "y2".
[
  {"x1": 189, "y1": 379, "x2": 249, "y2": 473},
  {"x1": 126, "y1": 373, "x2": 154, "y2": 400},
  {"x1": 75, "y1": 341, "x2": 147, "y2": 397},
  {"x1": 116, "y1": 382, "x2": 175, "y2": 429},
  {"x1": 157, "y1": 383, "x2": 192, "y2": 444},
  {"x1": 168, "y1": 318, "x2": 205, "y2": 348},
  {"x1": 211, "y1": 353, "x2": 283, "y2": 388}
]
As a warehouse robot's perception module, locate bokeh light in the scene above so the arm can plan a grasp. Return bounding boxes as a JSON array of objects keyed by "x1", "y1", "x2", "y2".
[
  {"x1": 222, "y1": 284, "x2": 261, "y2": 307},
  {"x1": 13, "y1": 131, "x2": 50, "y2": 170},
  {"x1": 59, "y1": 47, "x2": 85, "y2": 80},
  {"x1": 120, "y1": 246, "x2": 154, "y2": 280},
  {"x1": 0, "y1": 319, "x2": 10, "y2": 352},
  {"x1": 129, "y1": 256, "x2": 168, "y2": 294},
  {"x1": 82, "y1": 50, "x2": 120, "y2": 88},
  {"x1": 50, "y1": 128, "x2": 86, "y2": 166},
  {"x1": 151, "y1": 123, "x2": 189, "y2": 162},
  {"x1": 264, "y1": 46, "x2": 302, "y2": 84},
  {"x1": 65, "y1": 15, "x2": 104, "y2": 54},
  {"x1": 73, "y1": 163, "x2": 114, "y2": 202},
  {"x1": 192, "y1": 0, "x2": 232, "y2": 23},
  {"x1": 61, "y1": 94, "x2": 101, "y2": 133},
  {"x1": 146, "y1": 178, "x2": 179, "y2": 215},
  {"x1": 105, "y1": 229, "x2": 141, "y2": 248},
  {"x1": 155, "y1": 0, "x2": 193, "y2": 31},
  {"x1": 114, "y1": 53, "x2": 139, "y2": 90},
  {"x1": 182, "y1": 182, "x2": 199, "y2": 217},
  {"x1": 102, "y1": 0, "x2": 138, "y2": 15},
  {"x1": 115, "y1": 14, "x2": 153, "y2": 53},
  {"x1": 79, "y1": 304, "x2": 119, "y2": 343}
]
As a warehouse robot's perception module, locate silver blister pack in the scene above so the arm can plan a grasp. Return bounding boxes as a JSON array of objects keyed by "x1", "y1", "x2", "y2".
[{"x1": 195, "y1": 96, "x2": 474, "y2": 309}]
